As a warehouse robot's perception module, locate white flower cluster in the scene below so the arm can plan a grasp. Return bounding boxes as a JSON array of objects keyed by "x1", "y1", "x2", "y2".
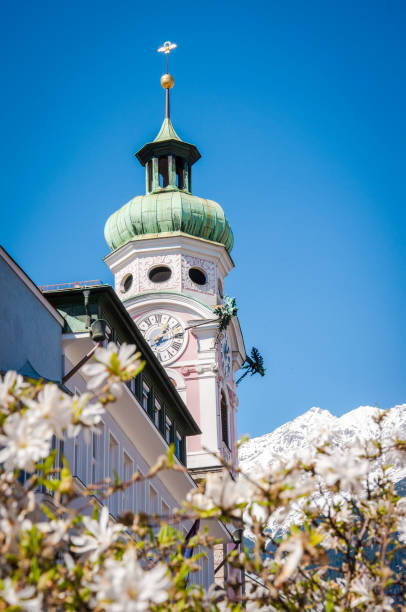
[
  {"x1": 0, "y1": 343, "x2": 142, "y2": 474},
  {"x1": 71, "y1": 506, "x2": 123, "y2": 562},
  {"x1": 0, "y1": 381, "x2": 103, "y2": 472},
  {"x1": 0, "y1": 355, "x2": 404, "y2": 611},
  {"x1": 82, "y1": 342, "x2": 143, "y2": 396},
  {"x1": 0, "y1": 578, "x2": 42, "y2": 612},
  {"x1": 89, "y1": 548, "x2": 172, "y2": 612}
]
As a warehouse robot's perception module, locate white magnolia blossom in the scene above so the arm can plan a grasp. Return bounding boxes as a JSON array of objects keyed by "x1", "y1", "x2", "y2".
[
  {"x1": 274, "y1": 536, "x2": 304, "y2": 586},
  {"x1": 315, "y1": 450, "x2": 369, "y2": 491},
  {"x1": 0, "y1": 366, "x2": 403, "y2": 610},
  {"x1": 90, "y1": 548, "x2": 172, "y2": 612},
  {"x1": 187, "y1": 471, "x2": 254, "y2": 513},
  {"x1": 0, "y1": 411, "x2": 52, "y2": 472},
  {"x1": 0, "y1": 578, "x2": 42, "y2": 611},
  {"x1": 0, "y1": 371, "x2": 26, "y2": 409},
  {"x1": 0, "y1": 491, "x2": 35, "y2": 553},
  {"x1": 23, "y1": 384, "x2": 72, "y2": 438},
  {"x1": 71, "y1": 505, "x2": 123, "y2": 562},
  {"x1": 397, "y1": 516, "x2": 406, "y2": 544},
  {"x1": 68, "y1": 393, "x2": 105, "y2": 437},
  {"x1": 350, "y1": 575, "x2": 394, "y2": 610},
  {"x1": 82, "y1": 342, "x2": 143, "y2": 396},
  {"x1": 37, "y1": 518, "x2": 72, "y2": 546}
]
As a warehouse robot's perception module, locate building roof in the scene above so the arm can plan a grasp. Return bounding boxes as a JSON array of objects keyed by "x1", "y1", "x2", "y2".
[
  {"x1": 104, "y1": 191, "x2": 234, "y2": 253},
  {"x1": 153, "y1": 117, "x2": 182, "y2": 142},
  {"x1": 104, "y1": 110, "x2": 233, "y2": 254},
  {"x1": 135, "y1": 117, "x2": 201, "y2": 167},
  {"x1": 0, "y1": 246, "x2": 64, "y2": 326},
  {"x1": 44, "y1": 284, "x2": 200, "y2": 437}
]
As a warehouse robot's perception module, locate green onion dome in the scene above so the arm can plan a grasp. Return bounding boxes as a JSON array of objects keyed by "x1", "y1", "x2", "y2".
[
  {"x1": 104, "y1": 190, "x2": 234, "y2": 252},
  {"x1": 104, "y1": 116, "x2": 234, "y2": 253}
]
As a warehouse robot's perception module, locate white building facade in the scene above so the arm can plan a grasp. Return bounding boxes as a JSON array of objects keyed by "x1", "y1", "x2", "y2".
[{"x1": 45, "y1": 283, "x2": 229, "y2": 588}]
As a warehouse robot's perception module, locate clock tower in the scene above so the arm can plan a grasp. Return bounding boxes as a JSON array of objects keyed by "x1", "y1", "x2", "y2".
[{"x1": 104, "y1": 46, "x2": 245, "y2": 476}]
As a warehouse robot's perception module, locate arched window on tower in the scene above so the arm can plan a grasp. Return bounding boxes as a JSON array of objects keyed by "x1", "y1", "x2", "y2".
[
  {"x1": 175, "y1": 157, "x2": 184, "y2": 189},
  {"x1": 220, "y1": 393, "x2": 229, "y2": 450},
  {"x1": 158, "y1": 157, "x2": 169, "y2": 188},
  {"x1": 147, "y1": 161, "x2": 153, "y2": 193}
]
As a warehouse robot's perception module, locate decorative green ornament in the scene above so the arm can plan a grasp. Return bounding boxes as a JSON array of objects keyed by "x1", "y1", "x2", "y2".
[
  {"x1": 213, "y1": 296, "x2": 238, "y2": 335},
  {"x1": 236, "y1": 347, "x2": 266, "y2": 385}
]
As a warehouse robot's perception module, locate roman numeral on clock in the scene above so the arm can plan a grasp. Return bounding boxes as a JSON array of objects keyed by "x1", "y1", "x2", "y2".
[{"x1": 172, "y1": 341, "x2": 181, "y2": 350}]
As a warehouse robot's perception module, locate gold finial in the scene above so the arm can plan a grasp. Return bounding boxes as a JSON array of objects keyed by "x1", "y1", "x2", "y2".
[
  {"x1": 160, "y1": 73, "x2": 174, "y2": 89},
  {"x1": 158, "y1": 40, "x2": 176, "y2": 88}
]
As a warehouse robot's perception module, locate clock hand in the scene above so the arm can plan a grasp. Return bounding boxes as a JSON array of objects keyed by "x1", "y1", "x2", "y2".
[
  {"x1": 153, "y1": 322, "x2": 170, "y2": 345},
  {"x1": 151, "y1": 322, "x2": 174, "y2": 348},
  {"x1": 163, "y1": 327, "x2": 183, "y2": 341},
  {"x1": 151, "y1": 335, "x2": 166, "y2": 348}
]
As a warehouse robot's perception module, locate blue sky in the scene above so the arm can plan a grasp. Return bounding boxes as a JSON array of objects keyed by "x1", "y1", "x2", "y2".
[{"x1": 1, "y1": 1, "x2": 405, "y2": 437}]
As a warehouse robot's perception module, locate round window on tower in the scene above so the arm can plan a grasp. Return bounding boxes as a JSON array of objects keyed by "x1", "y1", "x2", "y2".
[
  {"x1": 189, "y1": 267, "x2": 207, "y2": 286},
  {"x1": 148, "y1": 265, "x2": 172, "y2": 283},
  {"x1": 120, "y1": 273, "x2": 133, "y2": 293}
]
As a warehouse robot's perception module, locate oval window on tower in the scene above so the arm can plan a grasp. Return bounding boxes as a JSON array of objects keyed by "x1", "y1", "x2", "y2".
[
  {"x1": 189, "y1": 267, "x2": 207, "y2": 286},
  {"x1": 148, "y1": 265, "x2": 172, "y2": 283},
  {"x1": 121, "y1": 273, "x2": 133, "y2": 293}
]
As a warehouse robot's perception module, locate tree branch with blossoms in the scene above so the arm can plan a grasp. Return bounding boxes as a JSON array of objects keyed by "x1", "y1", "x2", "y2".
[{"x1": 0, "y1": 345, "x2": 404, "y2": 610}]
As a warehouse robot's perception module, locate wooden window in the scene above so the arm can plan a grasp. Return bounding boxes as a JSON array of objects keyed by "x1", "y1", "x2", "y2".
[
  {"x1": 154, "y1": 400, "x2": 161, "y2": 429},
  {"x1": 175, "y1": 431, "x2": 182, "y2": 459},
  {"x1": 136, "y1": 467, "x2": 145, "y2": 513},
  {"x1": 161, "y1": 499, "x2": 170, "y2": 517},
  {"x1": 108, "y1": 434, "x2": 119, "y2": 516},
  {"x1": 149, "y1": 484, "x2": 158, "y2": 515},
  {"x1": 91, "y1": 423, "x2": 104, "y2": 484},
  {"x1": 165, "y1": 415, "x2": 172, "y2": 445},
  {"x1": 123, "y1": 452, "x2": 134, "y2": 510},
  {"x1": 142, "y1": 382, "x2": 150, "y2": 412},
  {"x1": 73, "y1": 438, "x2": 79, "y2": 477}
]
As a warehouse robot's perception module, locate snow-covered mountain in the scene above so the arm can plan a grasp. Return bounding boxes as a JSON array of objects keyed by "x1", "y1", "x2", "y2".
[{"x1": 239, "y1": 404, "x2": 406, "y2": 482}]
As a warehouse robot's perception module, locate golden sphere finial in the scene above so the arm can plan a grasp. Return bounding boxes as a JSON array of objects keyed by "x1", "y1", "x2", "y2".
[{"x1": 160, "y1": 73, "x2": 174, "y2": 89}]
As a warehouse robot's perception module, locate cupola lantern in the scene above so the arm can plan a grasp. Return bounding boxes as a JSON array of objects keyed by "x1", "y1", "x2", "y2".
[
  {"x1": 135, "y1": 42, "x2": 200, "y2": 194},
  {"x1": 104, "y1": 42, "x2": 233, "y2": 253}
]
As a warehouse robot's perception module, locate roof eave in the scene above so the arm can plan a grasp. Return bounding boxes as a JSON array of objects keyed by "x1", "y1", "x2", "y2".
[
  {"x1": 44, "y1": 285, "x2": 201, "y2": 437},
  {"x1": 135, "y1": 140, "x2": 201, "y2": 166}
]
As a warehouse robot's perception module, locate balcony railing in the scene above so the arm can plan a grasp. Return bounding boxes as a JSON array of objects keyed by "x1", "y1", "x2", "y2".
[{"x1": 39, "y1": 280, "x2": 104, "y2": 292}]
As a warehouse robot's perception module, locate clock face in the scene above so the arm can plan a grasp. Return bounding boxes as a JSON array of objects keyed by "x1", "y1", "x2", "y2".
[
  {"x1": 137, "y1": 311, "x2": 187, "y2": 365},
  {"x1": 221, "y1": 335, "x2": 232, "y2": 379}
]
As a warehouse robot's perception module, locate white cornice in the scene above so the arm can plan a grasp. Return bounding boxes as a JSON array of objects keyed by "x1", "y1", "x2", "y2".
[
  {"x1": 104, "y1": 233, "x2": 234, "y2": 279},
  {"x1": 123, "y1": 292, "x2": 215, "y2": 319}
]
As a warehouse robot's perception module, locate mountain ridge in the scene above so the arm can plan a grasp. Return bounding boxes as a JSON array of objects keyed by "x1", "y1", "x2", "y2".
[{"x1": 239, "y1": 403, "x2": 406, "y2": 481}]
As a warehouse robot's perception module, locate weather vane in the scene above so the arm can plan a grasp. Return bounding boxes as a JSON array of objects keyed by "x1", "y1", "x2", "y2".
[
  {"x1": 158, "y1": 41, "x2": 177, "y2": 73},
  {"x1": 157, "y1": 41, "x2": 177, "y2": 118}
]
